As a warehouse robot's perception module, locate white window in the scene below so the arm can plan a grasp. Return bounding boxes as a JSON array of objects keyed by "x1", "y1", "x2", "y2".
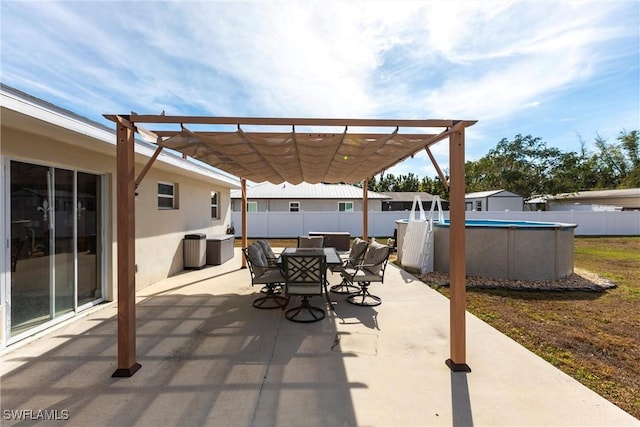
[
  {"x1": 475, "y1": 200, "x2": 482, "y2": 211},
  {"x1": 338, "y1": 201, "x2": 354, "y2": 212},
  {"x1": 247, "y1": 201, "x2": 258, "y2": 212},
  {"x1": 211, "y1": 192, "x2": 219, "y2": 219},
  {"x1": 289, "y1": 201, "x2": 300, "y2": 212},
  {"x1": 158, "y1": 182, "x2": 177, "y2": 209}
]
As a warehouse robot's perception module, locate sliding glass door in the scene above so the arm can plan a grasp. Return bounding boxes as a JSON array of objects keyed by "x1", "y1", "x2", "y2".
[
  {"x1": 77, "y1": 171, "x2": 102, "y2": 306},
  {"x1": 8, "y1": 160, "x2": 102, "y2": 338}
]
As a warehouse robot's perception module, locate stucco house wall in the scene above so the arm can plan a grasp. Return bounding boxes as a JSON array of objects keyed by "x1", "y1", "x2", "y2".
[{"x1": 1, "y1": 85, "x2": 239, "y2": 348}]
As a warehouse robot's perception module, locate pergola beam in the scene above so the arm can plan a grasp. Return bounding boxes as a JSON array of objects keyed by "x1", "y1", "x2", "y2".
[
  {"x1": 106, "y1": 114, "x2": 459, "y2": 128},
  {"x1": 135, "y1": 145, "x2": 163, "y2": 189},
  {"x1": 425, "y1": 147, "x2": 450, "y2": 192},
  {"x1": 151, "y1": 131, "x2": 439, "y2": 139}
]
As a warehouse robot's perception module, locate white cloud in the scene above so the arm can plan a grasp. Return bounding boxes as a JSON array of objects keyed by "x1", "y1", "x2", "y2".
[{"x1": 1, "y1": 0, "x2": 637, "y2": 171}]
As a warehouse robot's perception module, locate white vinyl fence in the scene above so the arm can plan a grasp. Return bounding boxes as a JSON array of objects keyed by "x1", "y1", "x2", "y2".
[{"x1": 231, "y1": 210, "x2": 640, "y2": 238}]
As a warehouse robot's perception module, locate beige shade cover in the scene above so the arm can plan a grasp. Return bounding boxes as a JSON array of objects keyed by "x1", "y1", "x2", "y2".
[
  {"x1": 104, "y1": 114, "x2": 476, "y2": 185},
  {"x1": 159, "y1": 127, "x2": 445, "y2": 184}
]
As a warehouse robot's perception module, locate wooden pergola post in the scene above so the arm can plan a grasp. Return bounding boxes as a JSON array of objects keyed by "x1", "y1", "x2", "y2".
[
  {"x1": 241, "y1": 178, "x2": 248, "y2": 268},
  {"x1": 446, "y1": 126, "x2": 470, "y2": 372},
  {"x1": 112, "y1": 120, "x2": 141, "y2": 377},
  {"x1": 362, "y1": 179, "x2": 369, "y2": 240}
]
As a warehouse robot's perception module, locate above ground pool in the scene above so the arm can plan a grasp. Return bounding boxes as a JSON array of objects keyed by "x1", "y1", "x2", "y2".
[{"x1": 396, "y1": 218, "x2": 578, "y2": 280}]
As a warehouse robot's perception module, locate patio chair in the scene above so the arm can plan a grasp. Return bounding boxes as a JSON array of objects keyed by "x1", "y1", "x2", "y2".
[
  {"x1": 341, "y1": 241, "x2": 392, "y2": 306},
  {"x1": 297, "y1": 235, "x2": 324, "y2": 248},
  {"x1": 329, "y1": 237, "x2": 369, "y2": 294},
  {"x1": 243, "y1": 243, "x2": 288, "y2": 309},
  {"x1": 282, "y1": 253, "x2": 327, "y2": 323}
]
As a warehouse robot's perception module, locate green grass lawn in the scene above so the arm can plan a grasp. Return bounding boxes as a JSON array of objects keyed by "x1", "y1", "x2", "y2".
[{"x1": 438, "y1": 236, "x2": 640, "y2": 418}]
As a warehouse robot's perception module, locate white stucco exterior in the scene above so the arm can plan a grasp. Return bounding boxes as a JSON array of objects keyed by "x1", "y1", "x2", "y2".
[{"x1": 0, "y1": 85, "x2": 240, "y2": 348}]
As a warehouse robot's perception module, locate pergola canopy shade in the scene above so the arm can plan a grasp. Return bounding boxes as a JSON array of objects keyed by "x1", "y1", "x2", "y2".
[{"x1": 104, "y1": 115, "x2": 476, "y2": 184}]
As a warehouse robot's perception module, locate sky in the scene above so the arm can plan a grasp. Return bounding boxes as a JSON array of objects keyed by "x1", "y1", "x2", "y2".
[{"x1": 1, "y1": 0, "x2": 639, "y2": 180}]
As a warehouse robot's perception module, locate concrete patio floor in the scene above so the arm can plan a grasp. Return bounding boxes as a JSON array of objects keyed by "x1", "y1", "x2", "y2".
[{"x1": 1, "y1": 248, "x2": 638, "y2": 427}]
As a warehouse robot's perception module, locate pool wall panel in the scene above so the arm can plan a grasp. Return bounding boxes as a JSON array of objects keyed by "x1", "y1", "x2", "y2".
[{"x1": 418, "y1": 221, "x2": 576, "y2": 280}]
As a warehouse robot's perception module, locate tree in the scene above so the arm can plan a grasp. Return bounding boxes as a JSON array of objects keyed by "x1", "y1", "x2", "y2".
[
  {"x1": 369, "y1": 128, "x2": 638, "y2": 199},
  {"x1": 618, "y1": 130, "x2": 640, "y2": 187},
  {"x1": 465, "y1": 134, "x2": 567, "y2": 200}
]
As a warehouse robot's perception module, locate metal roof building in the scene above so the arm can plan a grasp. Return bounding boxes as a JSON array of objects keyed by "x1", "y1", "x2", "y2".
[{"x1": 231, "y1": 181, "x2": 389, "y2": 199}]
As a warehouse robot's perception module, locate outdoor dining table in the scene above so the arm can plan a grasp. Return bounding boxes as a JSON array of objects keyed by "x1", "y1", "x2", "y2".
[{"x1": 280, "y1": 246, "x2": 342, "y2": 266}]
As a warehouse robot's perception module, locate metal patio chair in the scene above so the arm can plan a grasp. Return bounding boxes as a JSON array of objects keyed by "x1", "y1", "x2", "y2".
[
  {"x1": 297, "y1": 235, "x2": 324, "y2": 248},
  {"x1": 282, "y1": 252, "x2": 327, "y2": 323},
  {"x1": 330, "y1": 237, "x2": 369, "y2": 294},
  {"x1": 243, "y1": 243, "x2": 287, "y2": 309},
  {"x1": 340, "y1": 241, "x2": 392, "y2": 307}
]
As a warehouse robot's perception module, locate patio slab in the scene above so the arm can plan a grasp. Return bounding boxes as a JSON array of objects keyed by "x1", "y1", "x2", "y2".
[{"x1": 1, "y1": 248, "x2": 638, "y2": 426}]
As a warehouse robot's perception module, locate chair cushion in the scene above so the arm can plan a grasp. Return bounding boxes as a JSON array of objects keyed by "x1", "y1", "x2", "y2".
[
  {"x1": 257, "y1": 239, "x2": 277, "y2": 259},
  {"x1": 362, "y1": 241, "x2": 390, "y2": 275},
  {"x1": 247, "y1": 243, "x2": 267, "y2": 267},
  {"x1": 343, "y1": 268, "x2": 382, "y2": 283},
  {"x1": 347, "y1": 238, "x2": 369, "y2": 266},
  {"x1": 253, "y1": 268, "x2": 285, "y2": 284},
  {"x1": 247, "y1": 243, "x2": 270, "y2": 276}
]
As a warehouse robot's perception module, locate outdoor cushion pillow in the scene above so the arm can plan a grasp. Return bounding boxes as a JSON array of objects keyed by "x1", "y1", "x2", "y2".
[
  {"x1": 248, "y1": 243, "x2": 268, "y2": 269},
  {"x1": 362, "y1": 241, "x2": 390, "y2": 275}
]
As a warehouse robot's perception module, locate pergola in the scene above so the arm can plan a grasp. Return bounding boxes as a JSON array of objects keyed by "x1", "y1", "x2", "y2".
[{"x1": 104, "y1": 114, "x2": 476, "y2": 377}]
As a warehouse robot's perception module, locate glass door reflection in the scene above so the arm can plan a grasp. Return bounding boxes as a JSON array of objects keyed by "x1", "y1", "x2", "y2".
[
  {"x1": 10, "y1": 162, "x2": 54, "y2": 335},
  {"x1": 9, "y1": 161, "x2": 102, "y2": 337}
]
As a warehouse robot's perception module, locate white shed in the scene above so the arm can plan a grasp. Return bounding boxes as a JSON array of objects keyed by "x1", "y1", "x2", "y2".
[{"x1": 465, "y1": 190, "x2": 524, "y2": 211}]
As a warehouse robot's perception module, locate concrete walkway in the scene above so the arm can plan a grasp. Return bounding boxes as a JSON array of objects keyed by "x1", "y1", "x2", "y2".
[{"x1": 1, "y1": 249, "x2": 638, "y2": 426}]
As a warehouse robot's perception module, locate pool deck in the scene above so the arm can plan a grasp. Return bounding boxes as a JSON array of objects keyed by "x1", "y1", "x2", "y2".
[{"x1": 1, "y1": 248, "x2": 638, "y2": 426}]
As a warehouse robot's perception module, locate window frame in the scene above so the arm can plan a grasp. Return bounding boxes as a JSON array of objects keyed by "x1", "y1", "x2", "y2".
[
  {"x1": 211, "y1": 191, "x2": 219, "y2": 219},
  {"x1": 157, "y1": 181, "x2": 177, "y2": 210},
  {"x1": 289, "y1": 201, "x2": 300, "y2": 212},
  {"x1": 247, "y1": 201, "x2": 258, "y2": 212},
  {"x1": 338, "y1": 201, "x2": 354, "y2": 212}
]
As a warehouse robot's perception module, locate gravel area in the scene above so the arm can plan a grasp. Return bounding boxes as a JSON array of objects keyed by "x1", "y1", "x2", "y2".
[{"x1": 416, "y1": 268, "x2": 617, "y2": 292}]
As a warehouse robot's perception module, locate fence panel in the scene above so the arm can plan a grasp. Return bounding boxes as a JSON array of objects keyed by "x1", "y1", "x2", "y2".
[{"x1": 232, "y1": 210, "x2": 640, "y2": 238}]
